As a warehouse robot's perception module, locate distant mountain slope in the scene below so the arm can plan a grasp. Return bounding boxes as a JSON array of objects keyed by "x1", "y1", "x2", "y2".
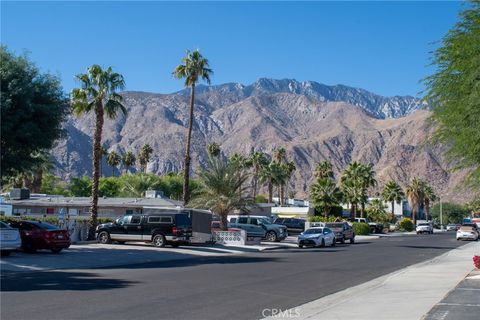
[
  {"x1": 178, "y1": 78, "x2": 427, "y2": 119},
  {"x1": 51, "y1": 80, "x2": 473, "y2": 202}
]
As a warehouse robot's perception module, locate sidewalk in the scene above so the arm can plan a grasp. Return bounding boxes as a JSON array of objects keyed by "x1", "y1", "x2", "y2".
[{"x1": 263, "y1": 241, "x2": 479, "y2": 320}]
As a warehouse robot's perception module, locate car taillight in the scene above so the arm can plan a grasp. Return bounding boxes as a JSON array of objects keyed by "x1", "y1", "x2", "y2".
[
  {"x1": 172, "y1": 227, "x2": 178, "y2": 235},
  {"x1": 44, "y1": 231, "x2": 52, "y2": 238}
]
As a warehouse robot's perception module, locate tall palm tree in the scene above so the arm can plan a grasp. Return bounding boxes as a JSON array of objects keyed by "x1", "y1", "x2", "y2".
[
  {"x1": 190, "y1": 157, "x2": 250, "y2": 230},
  {"x1": 406, "y1": 177, "x2": 424, "y2": 225},
  {"x1": 310, "y1": 178, "x2": 343, "y2": 218},
  {"x1": 71, "y1": 65, "x2": 127, "y2": 239},
  {"x1": 315, "y1": 161, "x2": 334, "y2": 180},
  {"x1": 259, "y1": 161, "x2": 282, "y2": 203},
  {"x1": 249, "y1": 151, "x2": 269, "y2": 199},
  {"x1": 173, "y1": 49, "x2": 213, "y2": 206},
  {"x1": 100, "y1": 144, "x2": 108, "y2": 177},
  {"x1": 382, "y1": 180, "x2": 405, "y2": 219},
  {"x1": 207, "y1": 142, "x2": 221, "y2": 158},
  {"x1": 342, "y1": 179, "x2": 364, "y2": 221},
  {"x1": 273, "y1": 147, "x2": 287, "y2": 163},
  {"x1": 138, "y1": 144, "x2": 153, "y2": 173},
  {"x1": 421, "y1": 182, "x2": 437, "y2": 221},
  {"x1": 359, "y1": 164, "x2": 377, "y2": 217},
  {"x1": 107, "y1": 151, "x2": 121, "y2": 177},
  {"x1": 230, "y1": 153, "x2": 250, "y2": 197},
  {"x1": 283, "y1": 161, "x2": 296, "y2": 205},
  {"x1": 122, "y1": 151, "x2": 136, "y2": 174}
]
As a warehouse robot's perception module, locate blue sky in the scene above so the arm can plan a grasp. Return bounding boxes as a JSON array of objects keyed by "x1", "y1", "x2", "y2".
[{"x1": 1, "y1": 1, "x2": 463, "y2": 97}]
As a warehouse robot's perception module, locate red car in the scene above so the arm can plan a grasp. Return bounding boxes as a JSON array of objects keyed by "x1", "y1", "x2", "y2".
[{"x1": 9, "y1": 221, "x2": 71, "y2": 253}]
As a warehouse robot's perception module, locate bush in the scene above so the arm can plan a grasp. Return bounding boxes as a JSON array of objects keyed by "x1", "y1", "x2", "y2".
[
  {"x1": 0, "y1": 215, "x2": 60, "y2": 225},
  {"x1": 352, "y1": 222, "x2": 370, "y2": 235},
  {"x1": 308, "y1": 215, "x2": 343, "y2": 223},
  {"x1": 399, "y1": 218, "x2": 414, "y2": 232}
]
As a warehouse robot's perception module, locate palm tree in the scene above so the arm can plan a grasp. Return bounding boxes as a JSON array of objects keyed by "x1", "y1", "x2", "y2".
[
  {"x1": 230, "y1": 153, "x2": 250, "y2": 197},
  {"x1": 359, "y1": 164, "x2": 377, "y2": 217},
  {"x1": 273, "y1": 147, "x2": 287, "y2": 163},
  {"x1": 272, "y1": 162, "x2": 288, "y2": 205},
  {"x1": 421, "y1": 182, "x2": 437, "y2": 221},
  {"x1": 259, "y1": 161, "x2": 283, "y2": 203},
  {"x1": 138, "y1": 144, "x2": 153, "y2": 173},
  {"x1": 190, "y1": 157, "x2": 250, "y2": 230},
  {"x1": 283, "y1": 161, "x2": 296, "y2": 205},
  {"x1": 100, "y1": 144, "x2": 108, "y2": 177},
  {"x1": 173, "y1": 49, "x2": 213, "y2": 206},
  {"x1": 310, "y1": 178, "x2": 343, "y2": 218},
  {"x1": 120, "y1": 173, "x2": 162, "y2": 198},
  {"x1": 406, "y1": 177, "x2": 424, "y2": 225},
  {"x1": 382, "y1": 181, "x2": 405, "y2": 219},
  {"x1": 122, "y1": 151, "x2": 136, "y2": 174},
  {"x1": 315, "y1": 161, "x2": 334, "y2": 180},
  {"x1": 107, "y1": 151, "x2": 121, "y2": 176},
  {"x1": 71, "y1": 65, "x2": 127, "y2": 239},
  {"x1": 207, "y1": 142, "x2": 221, "y2": 158},
  {"x1": 249, "y1": 151, "x2": 269, "y2": 199},
  {"x1": 342, "y1": 179, "x2": 364, "y2": 221}
]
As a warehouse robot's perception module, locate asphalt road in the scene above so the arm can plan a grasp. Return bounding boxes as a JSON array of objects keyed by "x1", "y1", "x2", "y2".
[{"x1": 1, "y1": 232, "x2": 467, "y2": 320}]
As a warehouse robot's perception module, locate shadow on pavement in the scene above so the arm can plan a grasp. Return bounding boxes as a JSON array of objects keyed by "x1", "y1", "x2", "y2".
[
  {"x1": 1, "y1": 270, "x2": 138, "y2": 292},
  {"x1": 94, "y1": 255, "x2": 281, "y2": 270},
  {"x1": 400, "y1": 245, "x2": 459, "y2": 250}
]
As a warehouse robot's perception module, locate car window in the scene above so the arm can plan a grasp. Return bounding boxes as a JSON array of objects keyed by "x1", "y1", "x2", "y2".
[
  {"x1": 148, "y1": 216, "x2": 161, "y2": 223},
  {"x1": 230, "y1": 217, "x2": 237, "y2": 223},
  {"x1": 130, "y1": 215, "x2": 141, "y2": 224},
  {"x1": 175, "y1": 214, "x2": 191, "y2": 226},
  {"x1": 238, "y1": 217, "x2": 248, "y2": 224},
  {"x1": 324, "y1": 228, "x2": 331, "y2": 233},
  {"x1": 160, "y1": 216, "x2": 173, "y2": 223},
  {"x1": 32, "y1": 222, "x2": 59, "y2": 230},
  {"x1": 250, "y1": 218, "x2": 259, "y2": 225},
  {"x1": 304, "y1": 228, "x2": 322, "y2": 234},
  {"x1": 0, "y1": 221, "x2": 9, "y2": 229}
]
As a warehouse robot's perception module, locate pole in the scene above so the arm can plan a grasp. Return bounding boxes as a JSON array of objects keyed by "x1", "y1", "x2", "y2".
[{"x1": 440, "y1": 197, "x2": 444, "y2": 231}]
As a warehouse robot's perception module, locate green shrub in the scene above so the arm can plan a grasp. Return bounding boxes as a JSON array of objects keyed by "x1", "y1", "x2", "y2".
[
  {"x1": 308, "y1": 215, "x2": 343, "y2": 223},
  {"x1": 0, "y1": 215, "x2": 60, "y2": 225},
  {"x1": 352, "y1": 222, "x2": 370, "y2": 235},
  {"x1": 399, "y1": 218, "x2": 414, "y2": 232}
]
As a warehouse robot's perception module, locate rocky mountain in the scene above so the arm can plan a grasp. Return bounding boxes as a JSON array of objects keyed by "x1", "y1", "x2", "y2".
[{"x1": 51, "y1": 79, "x2": 474, "y2": 203}]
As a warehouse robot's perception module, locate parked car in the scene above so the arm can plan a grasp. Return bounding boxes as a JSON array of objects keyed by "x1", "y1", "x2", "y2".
[
  {"x1": 325, "y1": 222, "x2": 355, "y2": 244},
  {"x1": 354, "y1": 217, "x2": 383, "y2": 233},
  {"x1": 273, "y1": 218, "x2": 305, "y2": 235},
  {"x1": 228, "y1": 216, "x2": 288, "y2": 242},
  {"x1": 211, "y1": 220, "x2": 240, "y2": 233},
  {"x1": 297, "y1": 227, "x2": 336, "y2": 248},
  {"x1": 446, "y1": 224, "x2": 457, "y2": 231},
  {"x1": 456, "y1": 226, "x2": 479, "y2": 241},
  {"x1": 9, "y1": 221, "x2": 71, "y2": 253},
  {"x1": 96, "y1": 212, "x2": 192, "y2": 247},
  {"x1": 416, "y1": 222, "x2": 433, "y2": 234},
  {"x1": 0, "y1": 221, "x2": 22, "y2": 256}
]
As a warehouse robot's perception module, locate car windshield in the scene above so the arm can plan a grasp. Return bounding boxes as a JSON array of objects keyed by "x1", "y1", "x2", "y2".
[
  {"x1": 258, "y1": 218, "x2": 271, "y2": 225},
  {"x1": 326, "y1": 223, "x2": 343, "y2": 228},
  {"x1": 304, "y1": 228, "x2": 322, "y2": 234},
  {"x1": 459, "y1": 227, "x2": 474, "y2": 232},
  {"x1": 418, "y1": 223, "x2": 429, "y2": 226}
]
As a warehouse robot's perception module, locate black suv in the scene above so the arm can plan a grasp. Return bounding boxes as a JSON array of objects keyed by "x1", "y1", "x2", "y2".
[
  {"x1": 96, "y1": 212, "x2": 192, "y2": 248},
  {"x1": 273, "y1": 218, "x2": 305, "y2": 235}
]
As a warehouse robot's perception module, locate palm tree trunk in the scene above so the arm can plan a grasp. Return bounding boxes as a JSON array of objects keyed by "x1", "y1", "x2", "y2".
[
  {"x1": 412, "y1": 208, "x2": 417, "y2": 225},
  {"x1": 253, "y1": 167, "x2": 258, "y2": 200},
  {"x1": 425, "y1": 199, "x2": 430, "y2": 221},
  {"x1": 32, "y1": 170, "x2": 43, "y2": 193},
  {"x1": 361, "y1": 202, "x2": 365, "y2": 218},
  {"x1": 268, "y1": 181, "x2": 273, "y2": 203},
  {"x1": 350, "y1": 203, "x2": 355, "y2": 221},
  {"x1": 182, "y1": 83, "x2": 195, "y2": 206},
  {"x1": 89, "y1": 101, "x2": 104, "y2": 240},
  {"x1": 112, "y1": 166, "x2": 115, "y2": 177},
  {"x1": 220, "y1": 213, "x2": 228, "y2": 231}
]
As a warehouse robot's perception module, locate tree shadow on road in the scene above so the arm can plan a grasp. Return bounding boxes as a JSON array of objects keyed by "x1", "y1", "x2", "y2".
[
  {"x1": 1, "y1": 270, "x2": 138, "y2": 292},
  {"x1": 94, "y1": 255, "x2": 281, "y2": 270}
]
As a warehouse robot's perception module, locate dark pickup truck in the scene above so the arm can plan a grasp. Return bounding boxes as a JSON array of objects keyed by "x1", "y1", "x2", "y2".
[
  {"x1": 96, "y1": 212, "x2": 192, "y2": 247},
  {"x1": 325, "y1": 222, "x2": 355, "y2": 244}
]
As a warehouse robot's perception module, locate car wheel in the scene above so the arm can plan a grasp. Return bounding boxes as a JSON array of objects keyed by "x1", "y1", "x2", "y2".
[
  {"x1": 331, "y1": 238, "x2": 336, "y2": 247},
  {"x1": 1, "y1": 250, "x2": 11, "y2": 257},
  {"x1": 341, "y1": 237, "x2": 345, "y2": 244},
  {"x1": 350, "y1": 237, "x2": 355, "y2": 244},
  {"x1": 97, "y1": 231, "x2": 111, "y2": 244},
  {"x1": 51, "y1": 248, "x2": 62, "y2": 254},
  {"x1": 152, "y1": 234, "x2": 166, "y2": 247},
  {"x1": 22, "y1": 242, "x2": 36, "y2": 253},
  {"x1": 266, "y1": 231, "x2": 277, "y2": 242},
  {"x1": 320, "y1": 239, "x2": 325, "y2": 247},
  {"x1": 298, "y1": 244, "x2": 303, "y2": 248},
  {"x1": 456, "y1": 238, "x2": 460, "y2": 241}
]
